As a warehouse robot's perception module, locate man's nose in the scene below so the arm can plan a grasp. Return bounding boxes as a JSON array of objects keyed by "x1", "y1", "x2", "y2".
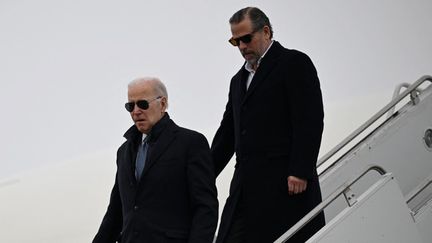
[
  {"x1": 238, "y1": 40, "x2": 247, "y2": 49},
  {"x1": 132, "y1": 104, "x2": 142, "y2": 113}
]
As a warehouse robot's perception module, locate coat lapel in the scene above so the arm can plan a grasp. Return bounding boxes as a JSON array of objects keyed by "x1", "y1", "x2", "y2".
[
  {"x1": 241, "y1": 41, "x2": 281, "y2": 105},
  {"x1": 141, "y1": 121, "x2": 177, "y2": 177},
  {"x1": 235, "y1": 69, "x2": 248, "y2": 101},
  {"x1": 122, "y1": 125, "x2": 142, "y2": 184},
  {"x1": 125, "y1": 144, "x2": 138, "y2": 183}
]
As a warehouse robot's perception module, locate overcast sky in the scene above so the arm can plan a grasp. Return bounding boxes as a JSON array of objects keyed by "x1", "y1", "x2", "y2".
[{"x1": 1, "y1": 0, "x2": 431, "y2": 179}]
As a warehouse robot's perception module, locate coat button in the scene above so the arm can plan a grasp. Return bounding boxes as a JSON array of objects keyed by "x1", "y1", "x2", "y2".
[
  {"x1": 134, "y1": 205, "x2": 139, "y2": 211},
  {"x1": 241, "y1": 130, "x2": 246, "y2": 135}
]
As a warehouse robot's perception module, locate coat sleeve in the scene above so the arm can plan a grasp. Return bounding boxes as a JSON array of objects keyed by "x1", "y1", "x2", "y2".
[
  {"x1": 92, "y1": 172, "x2": 123, "y2": 242},
  {"x1": 211, "y1": 86, "x2": 236, "y2": 176},
  {"x1": 186, "y1": 132, "x2": 219, "y2": 243},
  {"x1": 286, "y1": 51, "x2": 324, "y2": 179}
]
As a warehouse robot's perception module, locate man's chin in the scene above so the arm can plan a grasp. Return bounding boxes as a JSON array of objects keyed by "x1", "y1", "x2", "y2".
[
  {"x1": 244, "y1": 56, "x2": 257, "y2": 65},
  {"x1": 135, "y1": 124, "x2": 149, "y2": 134}
]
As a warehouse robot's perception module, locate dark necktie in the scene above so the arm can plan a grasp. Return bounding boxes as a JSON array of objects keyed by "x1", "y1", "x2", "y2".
[{"x1": 135, "y1": 138, "x2": 148, "y2": 180}]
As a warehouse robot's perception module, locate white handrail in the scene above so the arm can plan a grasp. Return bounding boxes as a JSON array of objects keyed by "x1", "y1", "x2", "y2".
[
  {"x1": 274, "y1": 165, "x2": 387, "y2": 243},
  {"x1": 318, "y1": 75, "x2": 432, "y2": 173},
  {"x1": 386, "y1": 83, "x2": 423, "y2": 118},
  {"x1": 406, "y1": 173, "x2": 432, "y2": 215}
]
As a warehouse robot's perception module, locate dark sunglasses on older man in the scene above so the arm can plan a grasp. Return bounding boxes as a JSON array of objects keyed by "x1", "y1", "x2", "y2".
[
  {"x1": 125, "y1": 96, "x2": 162, "y2": 112},
  {"x1": 228, "y1": 31, "x2": 257, "y2": 46}
]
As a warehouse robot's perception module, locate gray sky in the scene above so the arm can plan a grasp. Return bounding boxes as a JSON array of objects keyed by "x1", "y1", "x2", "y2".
[{"x1": 1, "y1": 0, "x2": 431, "y2": 178}]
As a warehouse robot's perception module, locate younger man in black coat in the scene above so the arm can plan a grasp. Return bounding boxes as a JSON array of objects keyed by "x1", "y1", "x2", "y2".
[{"x1": 212, "y1": 7, "x2": 325, "y2": 243}]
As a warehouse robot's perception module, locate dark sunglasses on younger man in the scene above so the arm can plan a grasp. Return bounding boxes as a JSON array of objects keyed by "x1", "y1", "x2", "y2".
[
  {"x1": 125, "y1": 96, "x2": 162, "y2": 112},
  {"x1": 228, "y1": 31, "x2": 256, "y2": 46}
]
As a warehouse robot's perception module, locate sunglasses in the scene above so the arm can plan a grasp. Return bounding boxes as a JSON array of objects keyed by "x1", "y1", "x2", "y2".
[
  {"x1": 125, "y1": 96, "x2": 162, "y2": 112},
  {"x1": 228, "y1": 31, "x2": 256, "y2": 46}
]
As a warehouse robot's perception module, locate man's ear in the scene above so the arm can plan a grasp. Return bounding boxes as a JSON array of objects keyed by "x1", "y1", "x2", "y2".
[
  {"x1": 160, "y1": 96, "x2": 168, "y2": 111},
  {"x1": 263, "y1": 25, "x2": 271, "y2": 39}
]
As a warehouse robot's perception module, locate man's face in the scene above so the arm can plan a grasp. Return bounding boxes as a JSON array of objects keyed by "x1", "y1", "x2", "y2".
[
  {"x1": 230, "y1": 17, "x2": 270, "y2": 67},
  {"x1": 127, "y1": 82, "x2": 166, "y2": 134}
]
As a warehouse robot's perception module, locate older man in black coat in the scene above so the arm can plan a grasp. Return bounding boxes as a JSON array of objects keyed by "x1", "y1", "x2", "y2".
[
  {"x1": 212, "y1": 7, "x2": 325, "y2": 243},
  {"x1": 93, "y1": 77, "x2": 218, "y2": 243}
]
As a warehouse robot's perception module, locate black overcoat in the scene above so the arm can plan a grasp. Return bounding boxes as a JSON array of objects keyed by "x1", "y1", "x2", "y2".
[
  {"x1": 94, "y1": 114, "x2": 218, "y2": 243},
  {"x1": 212, "y1": 41, "x2": 325, "y2": 243}
]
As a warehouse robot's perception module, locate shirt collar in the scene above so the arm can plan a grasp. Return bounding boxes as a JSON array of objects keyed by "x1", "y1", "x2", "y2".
[{"x1": 141, "y1": 133, "x2": 148, "y2": 143}]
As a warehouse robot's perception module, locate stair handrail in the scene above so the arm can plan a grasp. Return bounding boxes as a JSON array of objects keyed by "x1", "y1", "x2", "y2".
[
  {"x1": 386, "y1": 83, "x2": 424, "y2": 118},
  {"x1": 274, "y1": 165, "x2": 387, "y2": 243},
  {"x1": 406, "y1": 173, "x2": 432, "y2": 215},
  {"x1": 318, "y1": 75, "x2": 432, "y2": 171}
]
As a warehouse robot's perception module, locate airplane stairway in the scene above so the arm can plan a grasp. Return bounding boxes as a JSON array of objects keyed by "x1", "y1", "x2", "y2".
[{"x1": 275, "y1": 75, "x2": 432, "y2": 242}]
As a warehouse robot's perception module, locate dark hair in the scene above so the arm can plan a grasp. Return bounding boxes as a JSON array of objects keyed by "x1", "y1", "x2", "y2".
[{"x1": 229, "y1": 7, "x2": 273, "y2": 39}]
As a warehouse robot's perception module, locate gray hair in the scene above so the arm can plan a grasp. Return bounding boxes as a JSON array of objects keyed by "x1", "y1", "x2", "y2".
[
  {"x1": 229, "y1": 7, "x2": 273, "y2": 39},
  {"x1": 128, "y1": 76, "x2": 168, "y2": 99}
]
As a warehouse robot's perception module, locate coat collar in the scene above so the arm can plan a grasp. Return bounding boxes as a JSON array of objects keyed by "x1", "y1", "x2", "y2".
[
  {"x1": 143, "y1": 114, "x2": 178, "y2": 176},
  {"x1": 123, "y1": 113, "x2": 178, "y2": 182},
  {"x1": 240, "y1": 41, "x2": 283, "y2": 104},
  {"x1": 123, "y1": 112, "x2": 171, "y2": 144}
]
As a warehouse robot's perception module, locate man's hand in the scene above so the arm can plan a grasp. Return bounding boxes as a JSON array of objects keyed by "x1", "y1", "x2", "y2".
[{"x1": 287, "y1": 176, "x2": 307, "y2": 195}]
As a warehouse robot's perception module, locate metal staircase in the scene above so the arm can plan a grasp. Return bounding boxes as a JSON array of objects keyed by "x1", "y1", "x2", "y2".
[{"x1": 276, "y1": 75, "x2": 432, "y2": 242}]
